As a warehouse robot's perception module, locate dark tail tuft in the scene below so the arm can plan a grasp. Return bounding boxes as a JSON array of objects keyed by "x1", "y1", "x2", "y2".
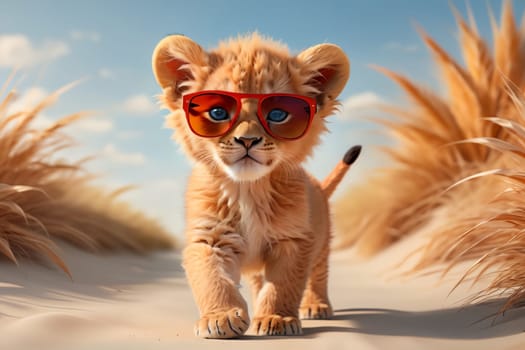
[
  {"x1": 343, "y1": 145, "x2": 362, "y2": 165},
  {"x1": 321, "y1": 145, "x2": 362, "y2": 198}
]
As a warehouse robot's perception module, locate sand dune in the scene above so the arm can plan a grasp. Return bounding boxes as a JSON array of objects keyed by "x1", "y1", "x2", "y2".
[{"x1": 2, "y1": 235, "x2": 524, "y2": 350}]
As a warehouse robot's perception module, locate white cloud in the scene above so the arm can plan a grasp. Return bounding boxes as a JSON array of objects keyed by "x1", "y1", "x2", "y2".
[
  {"x1": 336, "y1": 92, "x2": 384, "y2": 121},
  {"x1": 72, "y1": 118, "x2": 113, "y2": 133},
  {"x1": 121, "y1": 94, "x2": 158, "y2": 115},
  {"x1": 384, "y1": 41, "x2": 418, "y2": 53},
  {"x1": 0, "y1": 34, "x2": 69, "y2": 68},
  {"x1": 102, "y1": 144, "x2": 146, "y2": 165},
  {"x1": 70, "y1": 30, "x2": 100, "y2": 43},
  {"x1": 343, "y1": 92, "x2": 383, "y2": 110},
  {"x1": 98, "y1": 68, "x2": 115, "y2": 80}
]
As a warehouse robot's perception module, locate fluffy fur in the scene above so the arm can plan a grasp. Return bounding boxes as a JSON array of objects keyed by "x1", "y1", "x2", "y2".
[
  {"x1": 0, "y1": 77, "x2": 175, "y2": 275},
  {"x1": 152, "y1": 33, "x2": 352, "y2": 338}
]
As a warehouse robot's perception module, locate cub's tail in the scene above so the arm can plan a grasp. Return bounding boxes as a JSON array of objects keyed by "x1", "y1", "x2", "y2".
[{"x1": 321, "y1": 145, "x2": 362, "y2": 198}]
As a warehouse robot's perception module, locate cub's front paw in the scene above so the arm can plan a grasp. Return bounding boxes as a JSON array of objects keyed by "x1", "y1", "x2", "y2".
[
  {"x1": 251, "y1": 315, "x2": 302, "y2": 336},
  {"x1": 194, "y1": 308, "x2": 249, "y2": 339},
  {"x1": 299, "y1": 303, "x2": 333, "y2": 320}
]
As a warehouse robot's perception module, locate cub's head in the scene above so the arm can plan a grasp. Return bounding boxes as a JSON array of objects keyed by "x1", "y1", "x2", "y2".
[{"x1": 152, "y1": 33, "x2": 349, "y2": 182}]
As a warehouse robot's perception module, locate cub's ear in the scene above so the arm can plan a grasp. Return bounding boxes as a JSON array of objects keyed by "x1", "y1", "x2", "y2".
[
  {"x1": 297, "y1": 43, "x2": 350, "y2": 101},
  {"x1": 152, "y1": 35, "x2": 207, "y2": 99}
]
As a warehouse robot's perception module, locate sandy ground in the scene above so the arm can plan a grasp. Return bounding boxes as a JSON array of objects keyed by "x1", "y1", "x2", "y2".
[{"x1": 1, "y1": 235, "x2": 524, "y2": 350}]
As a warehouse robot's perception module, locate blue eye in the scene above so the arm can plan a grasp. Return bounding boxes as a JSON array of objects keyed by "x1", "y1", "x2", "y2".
[
  {"x1": 208, "y1": 107, "x2": 230, "y2": 121},
  {"x1": 267, "y1": 109, "x2": 289, "y2": 123}
]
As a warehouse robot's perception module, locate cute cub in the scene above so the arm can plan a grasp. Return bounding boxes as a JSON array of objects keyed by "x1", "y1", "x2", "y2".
[{"x1": 152, "y1": 33, "x2": 358, "y2": 338}]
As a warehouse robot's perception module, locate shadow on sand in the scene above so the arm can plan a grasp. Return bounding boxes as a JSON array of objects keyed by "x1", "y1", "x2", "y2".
[{"x1": 300, "y1": 301, "x2": 525, "y2": 340}]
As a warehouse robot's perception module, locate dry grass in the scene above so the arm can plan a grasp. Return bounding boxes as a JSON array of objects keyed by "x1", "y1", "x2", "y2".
[
  {"x1": 0, "y1": 77, "x2": 175, "y2": 275},
  {"x1": 411, "y1": 93, "x2": 525, "y2": 312},
  {"x1": 334, "y1": 2, "x2": 525, "y2": 256}
]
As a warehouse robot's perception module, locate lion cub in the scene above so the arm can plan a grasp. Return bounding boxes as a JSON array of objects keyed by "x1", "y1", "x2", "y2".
[{"x1": 152, "y1": 33, "x2": 358, "y2": 338}]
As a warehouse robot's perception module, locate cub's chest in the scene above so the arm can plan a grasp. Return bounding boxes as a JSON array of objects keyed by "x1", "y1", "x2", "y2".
[
  {"x1": 221, "y1": 184, "x2": 276, "y2": 230},
  {"x1": 220, "y1": 185, "x2": 276, "y2": 265},
  {"x1": 237, "y1": 198, "x2": 274, "y2": 240},
  {"x1": 218, "y1": 180, "x2": 310, "y2": 265},
  {"x1": 238, "y1": 200, "x2": 269, "y2": 264}
]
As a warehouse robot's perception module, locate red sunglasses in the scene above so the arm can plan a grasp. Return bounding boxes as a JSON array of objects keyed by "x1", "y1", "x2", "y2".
[{"x1": 182, "y1": 90, "x2": 317, "y2": 140}]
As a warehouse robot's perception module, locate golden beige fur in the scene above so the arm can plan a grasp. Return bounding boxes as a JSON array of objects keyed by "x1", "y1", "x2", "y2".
[
  {"x1": 152, "y1": 33, "x2": 351, "y2": 338},
  {"x1": 0, "y1": 77, "x2": 175, "y2": 275}
]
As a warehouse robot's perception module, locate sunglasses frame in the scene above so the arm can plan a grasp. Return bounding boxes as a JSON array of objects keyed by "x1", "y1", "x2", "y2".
[{"x1": 182, "y1": 90, "x2": 317, "y2": 140}]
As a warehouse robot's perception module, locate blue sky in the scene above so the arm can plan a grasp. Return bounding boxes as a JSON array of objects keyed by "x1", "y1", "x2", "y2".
[{"x1": 0, "y1": 0, "x2": 522, "y2": 237}]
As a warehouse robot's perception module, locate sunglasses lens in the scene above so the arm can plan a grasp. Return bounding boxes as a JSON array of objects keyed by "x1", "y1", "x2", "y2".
[
  {"x1": 186, "y1": 93, "x2": 237, "y2": 137},
  {"x1": 261, "y1": 96, "x2": 312, "y2": 139}
]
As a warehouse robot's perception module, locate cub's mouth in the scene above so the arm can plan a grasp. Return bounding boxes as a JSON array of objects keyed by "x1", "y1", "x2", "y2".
[
  {"x1": 236, "y1": 153, "x2": 263, "y2": 165},
  {"x1": 219, "y1": 151, "x2": 275, "y2": 182}
]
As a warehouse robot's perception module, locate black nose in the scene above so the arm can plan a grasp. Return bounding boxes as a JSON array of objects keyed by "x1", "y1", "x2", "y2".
[{"x1": 234, "y1": 136, "x2": 262, "y2": 149}]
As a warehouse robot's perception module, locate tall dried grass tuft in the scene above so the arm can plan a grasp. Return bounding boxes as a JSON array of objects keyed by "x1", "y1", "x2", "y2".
[
  {"x1": 412, "y1": 91, "x2": 525, "y2": 312},
  {"x1": 334, "y1": 2, "x2": 525, "y2": 256},
  {"x1": 0, "y1": 79, "x2": 175, "y2": 275}
]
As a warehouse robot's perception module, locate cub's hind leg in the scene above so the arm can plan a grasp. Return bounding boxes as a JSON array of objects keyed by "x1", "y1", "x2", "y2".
[{"x1": 299, "y1": 235, "x2": 333, "y2": 320}]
